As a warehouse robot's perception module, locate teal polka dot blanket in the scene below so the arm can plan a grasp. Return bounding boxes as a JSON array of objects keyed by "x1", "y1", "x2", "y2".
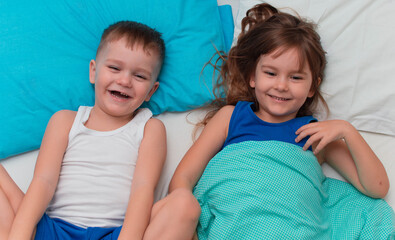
[{"x1": 193, "y1": 141, "x2": 395, "y2": 239}]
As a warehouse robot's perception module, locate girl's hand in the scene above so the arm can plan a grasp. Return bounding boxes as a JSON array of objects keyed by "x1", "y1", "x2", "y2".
[
  {"x1": 295, "y1": 120, "x2": 353, "y2": 154},
  {"x1": 297, "y1": 119, "x2": 389, "y2": 198}
]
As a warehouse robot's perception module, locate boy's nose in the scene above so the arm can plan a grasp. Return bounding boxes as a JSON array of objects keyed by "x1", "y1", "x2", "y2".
[{"x1": 116, "y1": 74, "x2": 132, "y2": 88}]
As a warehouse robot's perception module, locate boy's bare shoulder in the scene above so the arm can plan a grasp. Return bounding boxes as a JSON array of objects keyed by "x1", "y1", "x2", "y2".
[
  {"x1": 146, "y1": 117, "x2": 163, "y2": 125},
  {"x1": 52, "y1": 109, "x2": 77, "y2": 121},
  {"x1": 145, "y1": 117, "x2": 166, "y2": 132},
  {"x1": 48, "y1": 110, "x2": 77, "y2": 129}
]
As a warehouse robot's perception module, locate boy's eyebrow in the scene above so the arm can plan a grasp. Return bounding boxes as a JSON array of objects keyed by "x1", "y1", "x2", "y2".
[
  {"x1": 135, "y1": 67, "x2": 153, "y2": 77},
  {"x1": 106, "y1": 58, "x2": 153, "y2": 76},
  {"x1": 105, "y1": 58, "x2": 124, "y2": 64}
]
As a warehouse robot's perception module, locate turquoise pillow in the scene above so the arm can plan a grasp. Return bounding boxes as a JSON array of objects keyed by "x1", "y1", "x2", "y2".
[
  {"x1": 0, "y1": 0, "x2": 232, "y2": 159},
  {"x1": 218, "y1": 4, "x2": 234, "y2": 52}
]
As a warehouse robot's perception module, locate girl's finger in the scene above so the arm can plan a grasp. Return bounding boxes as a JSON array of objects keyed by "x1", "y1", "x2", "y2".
[
  {"x1": 298, "y1": 121, "x2": 320, "y2": 132},
  {"x1": 302, "y1": 133, "x2": 321, "y2": 151},
  {"x1": 295, "y1": 124, "x2": 311, "y2": 134},
  {"x1": 313, "y1": 138, "x2": 329, "y2": 155},
  {"x1": 295, "y1": 127, "x2": 319, "y2": 142}
]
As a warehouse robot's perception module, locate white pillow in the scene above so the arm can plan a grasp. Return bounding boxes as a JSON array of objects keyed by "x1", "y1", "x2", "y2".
[{"x1": 234, "y1": 0, "x2": 395, "y2": 136}]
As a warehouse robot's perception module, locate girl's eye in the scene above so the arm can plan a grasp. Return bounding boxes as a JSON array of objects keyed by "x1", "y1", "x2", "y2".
[
  {"x1": 264, "y1": 71, "x2": 276, "y2": 76},
  {"x1": 291, "y1": 75, "x2": 303, "y2": 80}
]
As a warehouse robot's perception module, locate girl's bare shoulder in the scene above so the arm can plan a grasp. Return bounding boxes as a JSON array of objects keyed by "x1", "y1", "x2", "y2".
[{"x1": 215, "y1": 105, "x2": 235, "y2": 119}]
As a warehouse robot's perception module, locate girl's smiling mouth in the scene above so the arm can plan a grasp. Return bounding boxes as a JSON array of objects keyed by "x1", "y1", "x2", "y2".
[{"x1": 268, "y1": 94, "x2": 290, "y2": 101}]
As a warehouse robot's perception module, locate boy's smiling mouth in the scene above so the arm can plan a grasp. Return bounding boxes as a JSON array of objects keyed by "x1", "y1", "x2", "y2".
[{"x1": 109, "y1": 90, "x2": 131, "y2": 99}]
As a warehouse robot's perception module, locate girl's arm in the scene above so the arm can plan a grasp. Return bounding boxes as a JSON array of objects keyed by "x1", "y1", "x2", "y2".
[
  {"x1": 118, "y1": 118, "x2": 166, "y2": 240},
  {"x1": 169, "y1": 105, "x2": 234, "y2": 193},
  {"x1": 296, "y1": 119, "x2": 389, "y2": 198},
  {"x1": 8, "y1": 110, "x2": 75, "y2": 239}
]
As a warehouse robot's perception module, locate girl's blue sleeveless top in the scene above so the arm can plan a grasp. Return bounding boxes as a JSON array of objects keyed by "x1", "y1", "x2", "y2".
[{"x1": 223, "y1": 101, "x2": 317, "y2": 150}]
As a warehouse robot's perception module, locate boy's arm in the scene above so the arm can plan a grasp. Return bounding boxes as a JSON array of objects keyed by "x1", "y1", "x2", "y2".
[
  {"x1": 8, "y1": 110, "x2": 75, "y2": 239},
  {"x1": 296, "y1": 120, "x2": 389, "y2": 198},
  {"x1": 118, "y1": 118, "x2": 166, "y2": 240}
]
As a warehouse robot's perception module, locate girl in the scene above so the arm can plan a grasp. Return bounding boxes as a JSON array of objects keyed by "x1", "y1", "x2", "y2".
[{"x1": 146, "y1": 3, "x2": 394, "y2": 240}]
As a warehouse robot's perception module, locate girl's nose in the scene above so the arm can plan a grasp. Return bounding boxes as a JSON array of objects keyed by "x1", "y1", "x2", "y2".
[{"x1": 274, "y1": 77, "x2": 288, "y2": 91}]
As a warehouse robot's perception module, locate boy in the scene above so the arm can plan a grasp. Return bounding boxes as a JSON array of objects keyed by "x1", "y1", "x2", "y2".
[{"x1": 0, "y1": 21, "x2": 166, "y2": 239}]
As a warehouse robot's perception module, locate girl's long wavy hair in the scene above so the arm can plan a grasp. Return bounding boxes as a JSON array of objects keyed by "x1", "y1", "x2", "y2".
[{"x1": 199, "y1": 3, "x2": 328, "y2": 127}]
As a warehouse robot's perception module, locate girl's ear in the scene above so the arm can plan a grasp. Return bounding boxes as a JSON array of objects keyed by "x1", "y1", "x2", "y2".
[
  {"x1": 249, "y1": 75, "x2": 256, "y2": 88},
  {"x1": 89, "y1": 60, "x2": 96, "y2": 84},
  {"x1": 308, "y1": 77, "x2": 321, "y2": 98},
  {"x1": 145, "y1": 82, "x2": 159, "y2": 102}
]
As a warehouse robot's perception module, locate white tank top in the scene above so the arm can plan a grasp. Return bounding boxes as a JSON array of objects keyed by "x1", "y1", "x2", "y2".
[{"x1": 46, "y1": 106, "x2": 152, "y2": 228}]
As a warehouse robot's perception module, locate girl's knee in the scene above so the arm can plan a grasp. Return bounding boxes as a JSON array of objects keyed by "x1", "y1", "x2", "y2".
[
  {"x1": 145, "y1": 189, "x2": 200, "y2": 240},
  {"x1": 170, "y1": 189, "x2": 201, "y2": 220}
]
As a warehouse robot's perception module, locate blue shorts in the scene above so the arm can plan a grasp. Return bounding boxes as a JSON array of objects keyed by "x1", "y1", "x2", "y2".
[{"x1": 35, "y1": 213, "x2": 122, "y2": 240}]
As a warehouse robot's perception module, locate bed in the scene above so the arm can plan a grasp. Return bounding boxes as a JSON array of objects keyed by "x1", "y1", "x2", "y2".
[{"x1": 1, "y1": 0, "x2": 394, "y2": 222}]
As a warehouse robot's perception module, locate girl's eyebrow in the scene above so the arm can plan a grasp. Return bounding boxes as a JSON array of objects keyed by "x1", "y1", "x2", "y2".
[
  {"x1": 260, "y1": 64, "x2": 276, "y2": 70},
  {"x1": 260, "y1": 64, "x2": 308, "y2": 75},
  {"x1": 291, "y1": 70, "x2": 308, "y2": 75}
]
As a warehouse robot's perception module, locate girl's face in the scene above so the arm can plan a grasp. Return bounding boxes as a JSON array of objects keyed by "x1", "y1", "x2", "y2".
[
  {"x1": 249, "y1": 47, "x2": 314, "y2": 123},
  {"x1": 89, "y1": 37, "x2": 160, "y2": 124}
]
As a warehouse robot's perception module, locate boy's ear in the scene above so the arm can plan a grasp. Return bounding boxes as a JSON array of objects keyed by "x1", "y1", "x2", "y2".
[
  {"x1": 145, "y1": 82, "x2": 159, "y2": 102},
  {"x1": 89, "y1": 60, "x2": 96, "y2": 84}
]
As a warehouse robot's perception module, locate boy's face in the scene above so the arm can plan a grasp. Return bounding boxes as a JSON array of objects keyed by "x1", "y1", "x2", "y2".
[{"x1": 89, "y1": 37, "x2": 161, "y2": 119}]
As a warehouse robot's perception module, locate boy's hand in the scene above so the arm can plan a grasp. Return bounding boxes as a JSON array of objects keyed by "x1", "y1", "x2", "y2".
[{"x1": 295, "y1": 120, "x2": 353, "y2": 154}]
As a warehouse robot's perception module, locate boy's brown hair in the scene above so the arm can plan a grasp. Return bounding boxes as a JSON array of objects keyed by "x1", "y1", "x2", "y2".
[{"x1": 96, "y1": 21, "x2": 165, "y2": 65}]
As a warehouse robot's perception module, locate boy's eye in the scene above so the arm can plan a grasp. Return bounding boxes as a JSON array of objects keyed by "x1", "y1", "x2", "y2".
[
  {"x1": 135, "y1": 74, "x2": 147, "y2": 80},
  {"x1": 109, "y1": 66, "x2": 120, "y2": 71}
]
